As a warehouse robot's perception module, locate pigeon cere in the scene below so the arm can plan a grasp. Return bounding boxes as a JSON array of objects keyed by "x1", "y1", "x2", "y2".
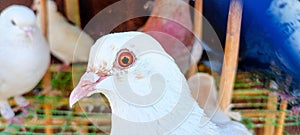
[{"x1": 0, "y1": 0, "x2": 299, "y2": 134}]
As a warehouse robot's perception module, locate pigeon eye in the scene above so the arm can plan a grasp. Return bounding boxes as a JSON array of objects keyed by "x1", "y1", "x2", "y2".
[
  {"x1": 11, "y1": 20, "x2": 16, "y2": 26},
  {"x1": 117, "y1": 49, "x2": 135, "y2": 68}
]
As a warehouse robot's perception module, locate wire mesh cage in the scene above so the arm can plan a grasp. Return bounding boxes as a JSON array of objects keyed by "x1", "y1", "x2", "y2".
[
  {"x1": 0, "y1": 65, "x2": 299, "y2": 135},
  {"x1": 231, "y1": 72, "x2": 300, "y2": 135},
  {"x1": 0, "y1": 64, "x2": 112, "y2": 134},
  {"x1": 1, "y1": 0, "x2": 300, "y2": 134}
]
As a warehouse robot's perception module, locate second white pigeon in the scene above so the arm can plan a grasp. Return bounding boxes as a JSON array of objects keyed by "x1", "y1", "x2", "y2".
[
  {"x1": 34, "y1": 0, "x2": 94, "y2": 65},
  {"x1": 0, "y1": 5, "x2": 50, "y2": 124}
]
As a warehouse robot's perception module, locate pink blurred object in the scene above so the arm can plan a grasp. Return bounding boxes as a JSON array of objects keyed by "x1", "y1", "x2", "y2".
[{"x1": 141, "y1": 0, "x2": 197, "y2": 73}]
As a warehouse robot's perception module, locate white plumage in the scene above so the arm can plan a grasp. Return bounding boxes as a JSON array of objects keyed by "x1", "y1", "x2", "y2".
[
  {"x1": 0, "y1": 5, "x2": 50, "y2": 123},
  {"x1": 69, "y1": 32, "x2": 250, "y2": 134},
  {"x1": 34, "y1": 0, "x2": 94, "y2": 65}
]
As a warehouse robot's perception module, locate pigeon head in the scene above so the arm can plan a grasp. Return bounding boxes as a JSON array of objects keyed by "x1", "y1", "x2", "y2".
[
  {"x1": 70, "y1": 31, "x2": 173, "y2": 105},
  {"x1": 1, "y1": 5, "x2": 37, "y2": 40},
  {"x1": 69, "y1": 32, "x2": 194, "y2": 121}
]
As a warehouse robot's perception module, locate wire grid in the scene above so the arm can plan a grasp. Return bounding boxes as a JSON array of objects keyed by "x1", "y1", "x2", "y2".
[
  {"x1": 0, "y1": 95, "x2": 111, "y2": 134},
  {"x1": 0, "y1": 68, "x2": 299, "y2": 134},
  {"x1": 0, "y1": 64, "x2": 112, "y2": 134},
  {"x1": 232, "y1": 72, "x2": 300, "y2": 135}
]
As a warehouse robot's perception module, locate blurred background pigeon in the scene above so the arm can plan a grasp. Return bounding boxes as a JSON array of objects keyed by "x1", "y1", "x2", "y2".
[
  {"x1": 0, "y1": 5, "x2": 50, "y2": 124},
  {"x1": 141, "y1": 0, "x2": 202, "y2": 74},
  {"x1": 33, "y1": 0, "x2": 94, "y2": 67},
  {"x1": 188, "y1": 73, "x2": 251, "y2": 135}
]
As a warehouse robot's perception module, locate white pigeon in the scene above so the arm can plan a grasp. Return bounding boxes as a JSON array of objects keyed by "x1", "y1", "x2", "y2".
[
  {"x1": 188, "y1": 73, "x2": 252, "y2": 135},
  {"x1": 69, "y1": 32, "x2": 249, "y2": 135},
  {"x1": 34, "y1": 0, "x2": 94, "y2": 65},
  {"x1": 0, "y1": 5, "x2": 50, "y2": 124}
]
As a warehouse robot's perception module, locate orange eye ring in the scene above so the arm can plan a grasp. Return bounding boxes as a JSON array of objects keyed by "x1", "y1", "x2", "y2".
[{"x1": 117, "y1": 49, "x2": 135, "y2": 68}]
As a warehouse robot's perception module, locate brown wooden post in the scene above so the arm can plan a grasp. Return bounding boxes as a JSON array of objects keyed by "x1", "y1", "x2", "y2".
[
  {"x1": 218, "y1": 0, "x2": 243, "y2": 111},
  {"x1": 187, "y1": 0, "x2": 203, "y2": 78},
  {"x1": 264, "y1": 93, "x2": 278, "y2": 135},
  {"x1": 39, "y1": 0, "x2": 53, "y2": 134},
  {"x1": 64, "y1": 0, "x2": 81, "y2": 27},
  {"x1": 44, "y1": 102, "x2": 53, "y2": 134},
  {"x1": 40, "y1": 0, "x2": 48, "y2": 38},
  {"x1": 62, "y1": 1, "x2": 84, "y2": 130},
  {"x1": 275, "y1": 99, "x2": 288, "y2": 135}
]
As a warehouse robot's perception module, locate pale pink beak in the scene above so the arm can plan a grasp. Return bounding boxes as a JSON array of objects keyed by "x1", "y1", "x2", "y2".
[
  {"x1": 22, "y1": 26, "x2": 34, "y2": 40},
  {"x1": 69, "y1": 72, "x2": 108, "y2": 108},
  {"x1": 31, "y1": 4, "x2": 37, "y2": 11}
]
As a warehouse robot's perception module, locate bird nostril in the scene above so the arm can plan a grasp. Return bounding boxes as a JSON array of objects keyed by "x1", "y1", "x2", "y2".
[
  {"x1": 21, "y1": 26, "x2": 33, "y2": 33},
  {"x1": 96, "y1": 71, "x2": 109, "y2": 77}
]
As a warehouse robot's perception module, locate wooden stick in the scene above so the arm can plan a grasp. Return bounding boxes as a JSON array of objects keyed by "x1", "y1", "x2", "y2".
[
  {"x1": 39, "y1": 0, "x2": 53, "y2": 134},
  {"x1": 187, "y1": 0, "x2": 203, "y2": 78},
  {"x1": 40, "y1": 0, "x2": 48, "y2": 38},
  {"x1": 42, "y1": 72, "x2": 52, "y2": 135},
  {"x1": 218, "y1": 0, "x2": 243, "y2": 111},
  {"x1": 240, "y1": 110, "x2": 280, "y2": 117},
  {"x1": 44, "y1": 103, "x2": 53, "y2": 134},
  {"x1": 64, "y1": 0, "x2": 81, "y2": 27},
  {"x1": 40, "y1": 0, "x2": 50, "y2": 93},
  {"x1": 193, "y1": 0, "x2": 203, "y2": 39},
  {"x1": 263, "y1": 93, "x2": 278, "y2": 135},
  {"x1": 233, "y1": 89, "x2": 270, "y2": 96},
  {"x1": 275, "y1": 99, "x2": 288, "y2": 135}
]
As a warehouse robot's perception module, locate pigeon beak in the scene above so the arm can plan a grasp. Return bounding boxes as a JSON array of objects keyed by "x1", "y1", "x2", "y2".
[
  {"x1": 31, "y1": 4, "x2": 37, "y2": 11},
  {"x1": 22, "y1": 26, "x2": 34, "y2": 40},
  {"x1": 69, "y1": 72, "x2": 108, "y2": 108}
]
